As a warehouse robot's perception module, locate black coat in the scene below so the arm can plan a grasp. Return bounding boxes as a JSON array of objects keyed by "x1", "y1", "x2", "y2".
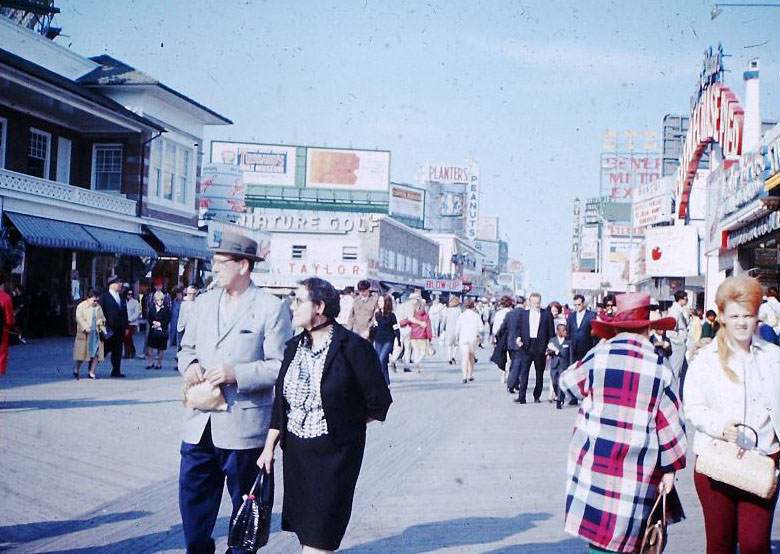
[
  {"x1": 271, "y1": 323, "x2": 392, "y2": 447},
  {"x1": 515, "y1": 309, "x2": 555, "y2": 355},
  {"x1": 99, "y1": 291, "x2": 128, "y2": 332},
  {"x1": 490, "y1": 325, "x2": 508, "y2": 370},
  {"x1": 567, "y1": 309, "x2": 597, "y2": 362},
  {"x1": 498, "y1": 308, "x2": 524, "y2": 352}
]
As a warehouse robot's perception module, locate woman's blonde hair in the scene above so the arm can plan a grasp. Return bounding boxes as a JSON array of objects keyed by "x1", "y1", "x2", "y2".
[{"x1": 714, "y1": 275, "x2": 763, "y2": 382}]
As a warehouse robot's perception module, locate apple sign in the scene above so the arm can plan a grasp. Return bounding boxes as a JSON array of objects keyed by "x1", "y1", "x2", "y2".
[{"x1": 651, "y1": 247, "x2": 662, "y2": 261}]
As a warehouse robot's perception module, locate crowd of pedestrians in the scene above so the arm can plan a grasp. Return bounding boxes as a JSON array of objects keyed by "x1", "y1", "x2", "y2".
[{"x1": 3, "y1": 239, "x2": 780, "y2": 554}]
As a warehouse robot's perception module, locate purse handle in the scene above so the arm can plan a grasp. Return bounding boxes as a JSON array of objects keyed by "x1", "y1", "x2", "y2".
[
  {"x1": 649, "y1": 488, "x2": 668, "y2": 528},
  {"x1": 734, "y1": 423, "x2": 759, "y2": 452},
  {"x1": 248, "y1": 467, "x2": 273, "y2": 503}
]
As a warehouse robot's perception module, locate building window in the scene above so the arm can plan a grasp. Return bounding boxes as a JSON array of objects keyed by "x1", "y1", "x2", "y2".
[
  {"x1": 0, "y1": 118, "x2": 6, "y2": 168},
  {"x1": 292, "y1": 245, "x2": 307, "y2": 259},
  {"x1": 412, "y1": 258, "x2": 419, "y2": 275},
  {"x1": 28, "y1": 128, "x2": 51, "y2": 179},
  {"x1": 92, "y1": 144, "x2": 123, "y2": 191},
  {"x1": 149, "y1": 138, "x2": 194, "y2": 206},
  {"x1": 342, "y1": 246, "x2": 358, "y2": 261}
]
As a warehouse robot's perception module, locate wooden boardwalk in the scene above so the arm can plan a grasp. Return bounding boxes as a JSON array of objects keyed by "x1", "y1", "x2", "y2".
[{"x1": 1, "y1": 336, "x2": 779, "y2": 553}]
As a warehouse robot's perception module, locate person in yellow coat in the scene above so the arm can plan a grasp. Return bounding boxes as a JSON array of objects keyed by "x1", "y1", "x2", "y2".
[{"x1": 73, "y1": 289, "x2": 106, "y2": 379}]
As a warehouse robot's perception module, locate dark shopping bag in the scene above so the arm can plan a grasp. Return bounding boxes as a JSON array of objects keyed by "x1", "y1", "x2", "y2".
[{"x1": 227, "y1": 468, "x2": 274, "y2": 552}]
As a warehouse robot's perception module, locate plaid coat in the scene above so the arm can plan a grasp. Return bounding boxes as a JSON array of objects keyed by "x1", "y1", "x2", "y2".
[{"x1": 559, "y1": 332, "x2": 687, "y2": 552}]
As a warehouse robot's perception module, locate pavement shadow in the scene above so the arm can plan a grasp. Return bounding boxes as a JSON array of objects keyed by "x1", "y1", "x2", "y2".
[
  {"x1": 0, "y1": 510, "x2": 150, "y2": 544},
  {"x1": 340, "y1": 512, "x2": 552, "y2": 554},
  {"x1": 480, "y1": 537, "x2": 584, "y2": 553},
  {"x1": 0, "y1": 398, "x2": 178, "y2": 411}
]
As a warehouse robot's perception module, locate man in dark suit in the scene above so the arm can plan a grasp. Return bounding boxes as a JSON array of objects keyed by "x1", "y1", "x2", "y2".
[
  {"x1": 99, "y1": 275, "x2": 128, "y2": 378},
  {"x1": 499, "y1": 302, "x2": 525, "y2": 394},
  {"x1": 511, "y1": 292, "x2": 555, "y2": 404},
  {"x1": 566, "y1": 294, "x2": 597, "y2": 363}
]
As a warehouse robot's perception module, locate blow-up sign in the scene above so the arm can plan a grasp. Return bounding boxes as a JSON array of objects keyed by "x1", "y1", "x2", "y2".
[{"x1": 677, "y1": 44, "x2": 744, "y2": 218}]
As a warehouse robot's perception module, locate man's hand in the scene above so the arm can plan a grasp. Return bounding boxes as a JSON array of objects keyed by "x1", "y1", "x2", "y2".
[
  {"x1": 204, "y1": 363, "x2": 237, "y2": 386},
  {"x1": 515, "y1": 337, "x2": 523, "y2": 348},
  {"x1": 184, "y1": 362, "x2": 204, "y2": 385}
]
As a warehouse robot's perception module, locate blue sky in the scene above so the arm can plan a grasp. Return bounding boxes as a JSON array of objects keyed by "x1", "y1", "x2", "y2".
[{"x1": 57, "y1": 0, "x2": 780, "y2": 301}]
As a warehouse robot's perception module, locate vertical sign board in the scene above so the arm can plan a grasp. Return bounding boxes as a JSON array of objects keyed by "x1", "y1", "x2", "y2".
[
  {"x1": 423, "y1": 162, "x2": 480, "y2": 238},
  {"x1": 199, "y1": 164, "x2": 246, "y2": 222},
  {"x1": 465, "y1": 162, "x2": 480, "y2": 240}
]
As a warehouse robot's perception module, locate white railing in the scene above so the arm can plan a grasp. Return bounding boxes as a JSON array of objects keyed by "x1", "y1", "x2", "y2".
[{"x1": 0, "y1": 168, "x2": 137, "y2": 216}]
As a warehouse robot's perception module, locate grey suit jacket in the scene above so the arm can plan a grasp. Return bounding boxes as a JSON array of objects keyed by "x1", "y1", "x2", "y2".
[{"x1": 178, "y1": 284, "x2": 293, "y2": 450}]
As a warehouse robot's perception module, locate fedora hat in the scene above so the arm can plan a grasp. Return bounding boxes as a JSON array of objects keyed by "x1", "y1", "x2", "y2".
[
  {"x1": 591, "y1": 292, "x2": 676, "y2": 340},
  {"x1": 210, "y1": 230, "x2": 264, "y2": 262},
  {"x1": 107, "y1": 274, "x2": 122, "y2": 286}
]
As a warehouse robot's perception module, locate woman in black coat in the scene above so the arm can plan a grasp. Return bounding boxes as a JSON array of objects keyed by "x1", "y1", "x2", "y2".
[
  {"x1": 258, "y1": 277, "x2": 392, "y2": 554},
  {"x1": 146, "y1": 290, "x2": 170, "y2": 369}
]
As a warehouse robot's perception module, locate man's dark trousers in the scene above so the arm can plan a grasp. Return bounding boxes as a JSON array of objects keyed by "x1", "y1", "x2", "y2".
[
  {"x1": 517, "y1": 338, "x2": 547, "y2": 401},
  {"x1": 106, "y1": 333, "x2": 124, "y2": 376},
  {"x1": 506, "y1": 350, "x2": 523, "y2": 390},
  {"x1": 179, "y1": 421, "x2": 261, "y2": 554}
]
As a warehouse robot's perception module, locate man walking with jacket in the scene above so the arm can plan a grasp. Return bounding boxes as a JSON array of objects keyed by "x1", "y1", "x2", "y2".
[{"x1": 178, "y1": 231, "x2": 292, "y2": 554}]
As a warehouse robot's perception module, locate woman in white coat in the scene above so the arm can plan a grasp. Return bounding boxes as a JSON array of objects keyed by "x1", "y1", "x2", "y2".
[
  {"x1": 440, "y1": 296, "x2": 462, "y2": 365},
  {"x1": 456, "y1": 298, "x2": 483, "y2": 383},
  {"x1": 683, "y1": 275, "x2": 780, "y2": 554}
]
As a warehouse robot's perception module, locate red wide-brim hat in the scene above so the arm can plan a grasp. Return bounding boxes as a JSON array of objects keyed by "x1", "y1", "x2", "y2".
[{"x1": 591, "y1": 292, "x2": 676, "y2": 340}]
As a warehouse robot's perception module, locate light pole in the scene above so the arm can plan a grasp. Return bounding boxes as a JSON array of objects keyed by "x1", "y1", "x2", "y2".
[{"x1": 711, "y1": 3, "x2": 780, "y2": 19}]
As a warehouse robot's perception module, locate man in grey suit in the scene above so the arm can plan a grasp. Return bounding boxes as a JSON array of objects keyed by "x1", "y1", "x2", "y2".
[{"x1": 178, "y1": 231, "x2": 292, "y2": 554}]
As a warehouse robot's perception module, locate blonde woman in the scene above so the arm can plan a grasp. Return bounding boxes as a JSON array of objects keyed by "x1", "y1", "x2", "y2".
[
  {"x1": 441, "y1": 297, "x2": 462, "y2": 364},
  {"x1": 684, "y1": 275, "x2": 780, "y2": 554},
  {"x1": 73, "y1": 289, "x2": 106, "y2": 379},
  {"x1": 455, "y1": 299, "x2": 483, "y2": 383}
]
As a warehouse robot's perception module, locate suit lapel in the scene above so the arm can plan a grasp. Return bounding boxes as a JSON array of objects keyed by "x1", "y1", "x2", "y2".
[{"x1": 217, "y1": 286, "x2": 256, "y2": 344}]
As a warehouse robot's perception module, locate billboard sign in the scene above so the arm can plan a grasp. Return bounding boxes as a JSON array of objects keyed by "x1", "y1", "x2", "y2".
[
  {"x1": 600, "y1": 154, "x2": 662, "y2": 201},
  {"x1": 389, "y1": 183, "x2": 425, "y2": 220},
  {"x1": 580, "y1": 225, "x2": 598, "y2": 260},
  {"x1": 199, "y1": 164, "x2": 246, "y2": 219},
  {"x1": 474, "y1": 239, "x2": 500, "y2": 267},
  {"x1": 645, "y1": 225, "x2": 699, "y2": 277},
  {"x1": 210, "y1": 141, "x2": 297, "y2": 186},
  {"x1": 305, "y1": 148, "x2": 390, "y2": 191},
  {"x1": 477, "y1": 216, "x2": 499, "y2": 241},
  {"x1": 440, "y1": 191, "x2": 464, "y2": 217}
]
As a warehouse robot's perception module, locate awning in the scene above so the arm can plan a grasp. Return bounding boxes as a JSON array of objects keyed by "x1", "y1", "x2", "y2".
[
  {"x1": 83, "y1": 225, "x2": 158, "y2": 258},
  {"x1": 5, "y1": 212, "x2": 100, "y2": 251},
  {"x1": 146, "y1": 227, "x2": 211, "y2": 260}
]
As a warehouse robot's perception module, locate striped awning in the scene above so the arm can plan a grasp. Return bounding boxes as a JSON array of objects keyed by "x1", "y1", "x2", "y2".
[
  {"x1": 6, "y1": 212, "x2": 100, "y2": 251},
  {"x1": 146, "y1": 227, "x2": 211, "y2": 260},
  {"x1": 6, "y1": 212, "x2": 156, "y2": 258},
  {"x1": 83, "y1": 225, "x2": 158, "y2": 258}
]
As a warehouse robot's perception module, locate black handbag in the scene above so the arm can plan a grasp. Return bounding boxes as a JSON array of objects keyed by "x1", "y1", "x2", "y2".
[{"x1": 227, "y1": 468, "x2": 274, "y2": 552}]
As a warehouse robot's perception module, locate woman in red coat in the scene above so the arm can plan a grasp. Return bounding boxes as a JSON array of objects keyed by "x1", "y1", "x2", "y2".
[
  {"x1": 0, "y1": 282, "x2": 15, "y2": 376},
  {"x1": 400, "y1": 296, "x2": 432, "y2": 373}
]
